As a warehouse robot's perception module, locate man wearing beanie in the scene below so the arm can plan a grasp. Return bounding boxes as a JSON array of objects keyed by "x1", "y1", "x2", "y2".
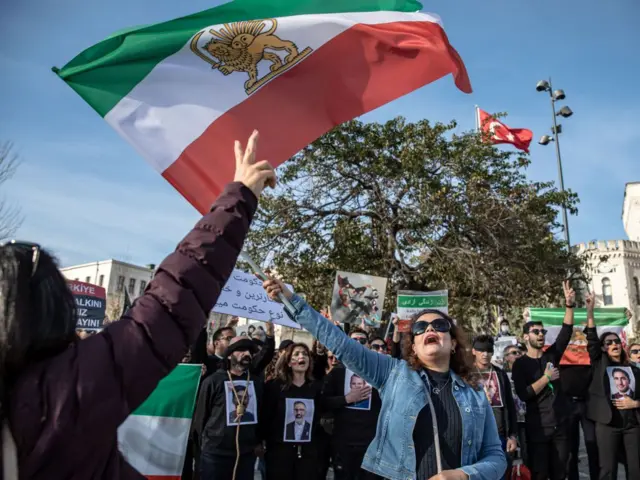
[{"x1": 194, "y1": 337, "x2": 265, "y2": 480}]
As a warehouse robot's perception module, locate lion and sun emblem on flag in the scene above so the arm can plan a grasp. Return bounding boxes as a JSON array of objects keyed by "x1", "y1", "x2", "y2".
[{"x1": 190, "y1": 19, "x2": 313, "y2": 95}]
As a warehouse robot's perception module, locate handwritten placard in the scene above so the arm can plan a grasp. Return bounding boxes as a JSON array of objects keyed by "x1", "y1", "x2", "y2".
[{"x1": 214, "y1": 269, "x2": 300, "y2": 329}]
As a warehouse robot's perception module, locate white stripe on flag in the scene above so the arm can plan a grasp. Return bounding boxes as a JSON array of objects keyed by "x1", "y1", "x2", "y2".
[
  {"x1": 104, "y1": 11, "x2": 439, "y2": 173},
  {"x1": 118, "y1": 415, "x2": 191, "y2": 476}
]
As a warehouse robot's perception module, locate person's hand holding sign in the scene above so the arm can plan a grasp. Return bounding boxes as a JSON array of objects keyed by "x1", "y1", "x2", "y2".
[{"x1": 234, "y1": 130, "x2": 276, "y2": 198}]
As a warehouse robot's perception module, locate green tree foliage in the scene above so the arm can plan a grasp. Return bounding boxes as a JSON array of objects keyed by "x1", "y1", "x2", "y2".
[{"x1": 245, "y1": 117, "x2": 582, "y2": 332}]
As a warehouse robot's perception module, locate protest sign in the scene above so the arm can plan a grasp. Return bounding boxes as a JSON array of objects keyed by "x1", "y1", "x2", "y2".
[
  {"x1": 214, "y1": 269, "x2": 300, "y2": 329},
  {"x1": 492, "y1": 336, "x2": 518, "y2": 367},
  {"x1": 330, "y1": 271, "x2": 388, "y2": 326},
  {"x1": 396, "y1": 290, "x2": 448, "y2": 332},
  {"x1": 68, "y1": 280, "x2": 106, "y2": 331}
]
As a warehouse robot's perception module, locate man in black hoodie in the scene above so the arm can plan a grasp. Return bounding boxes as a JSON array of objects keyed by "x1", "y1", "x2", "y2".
[{"x1": 195, "y1": 336, "x2": 264, "y2": 480}]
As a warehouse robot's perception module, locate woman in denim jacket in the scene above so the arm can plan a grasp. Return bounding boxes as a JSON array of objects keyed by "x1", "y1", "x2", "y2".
[{"x1": 263, "y1": 278, "x2": 506, "y2": 480}]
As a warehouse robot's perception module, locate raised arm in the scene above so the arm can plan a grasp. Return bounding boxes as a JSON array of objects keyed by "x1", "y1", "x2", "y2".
[
  {"x1": 547, "y1": 281, "x2": 576, "y2": 363},
  {"x1": 252, "y1": 326, "x2": 275, "y2": 373},
  {"x1": 44, "y1": 133, "x2": 276, "y2": 435},
  {"x1": 584, "y1": 292, "x2": 602, "y2": 363},
  {"x1": 262, "y1": 279, "x2": 397, "y2": 390}
]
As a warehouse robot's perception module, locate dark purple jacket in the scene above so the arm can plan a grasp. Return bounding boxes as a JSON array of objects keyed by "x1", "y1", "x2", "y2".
[{"x1": 8, "y1": 183, "x2": 257, "y2": 479}]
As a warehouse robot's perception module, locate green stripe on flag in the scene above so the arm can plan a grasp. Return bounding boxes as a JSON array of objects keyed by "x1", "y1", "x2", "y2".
[
  {"x1": 133, "y1": 364, "x2": 201, "y2": 419},
  {"x1": 529, "y1": 308, "x2": 628, "y2": 327},
  {"x1": 397, "y1": 295, "x2": 448, "y2": 308},
  {"x1": 55, "y1": 0, "x2": 423, "y2": 117}
]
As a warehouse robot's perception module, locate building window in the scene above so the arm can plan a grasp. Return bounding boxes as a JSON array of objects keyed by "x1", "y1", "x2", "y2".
[
  {"x1": 602, "y1": 277, "x2": 613, "y2": 306},
  {"x1": 116, "y1": 276, "x2": 125, "y2": 292},
  {"x1": 139, "y1": 280, "x2": 147, "y2": 296},
  {"x1": 635, "y1": 277, "x2": 640, "y2": 304},
  {"x1": 128, "y1": 278, "x2": 136, "y2": 295},
  {"x1": 85, "y1": 276, "x2": 91, "y2": 283},
  {"x1": 98, "y1": 275, "x2": 104, "y2": 287}
]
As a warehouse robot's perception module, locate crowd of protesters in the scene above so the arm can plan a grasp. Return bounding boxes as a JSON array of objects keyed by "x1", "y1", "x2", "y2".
[{"x1": 1, "y1": 132, "x2": 638, "y2": 480}]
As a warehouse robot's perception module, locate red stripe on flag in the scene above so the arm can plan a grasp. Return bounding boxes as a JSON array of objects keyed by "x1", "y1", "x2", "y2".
[{"x1": 163, "y1": 20, "x2": 471, "y2": 213}]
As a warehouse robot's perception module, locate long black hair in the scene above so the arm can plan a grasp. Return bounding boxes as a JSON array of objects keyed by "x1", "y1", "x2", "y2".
[{"x1": 0, "y1": 244, "x2": 77, "y2": 447}]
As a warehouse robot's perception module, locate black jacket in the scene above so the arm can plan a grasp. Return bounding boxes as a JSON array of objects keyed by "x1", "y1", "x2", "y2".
[
  {"x1": 193, "y1": 369, "x2": 264, "y2": 455},
  {"x1": 585, "y1": 326, "x2": 640, "y2": 425},
  {"x1": 493, "y1": 365, "x2": 518, "y2": 439},
  {"x1": 512, "y1": 323, "x2": 573, "y2": 438},
  {"x1": 322, "y1": 365, "x2": 382, "y2": 448}
]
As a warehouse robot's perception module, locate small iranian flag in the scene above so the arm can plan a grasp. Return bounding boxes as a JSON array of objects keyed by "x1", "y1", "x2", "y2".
[
  {"x1": 55, "y1": 0, "x2": 471, "y2": 213},
  {"x1": 118, "y1": 364, "x2": 201, "y2": 480},
  {"x1": 529, "y1": 308, "x2": 629, "y2": 365}
]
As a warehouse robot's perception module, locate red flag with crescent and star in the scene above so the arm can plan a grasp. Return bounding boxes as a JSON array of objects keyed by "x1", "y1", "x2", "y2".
[{"x1": 477, "y1": 108, "x2": 533, "y2": 153}]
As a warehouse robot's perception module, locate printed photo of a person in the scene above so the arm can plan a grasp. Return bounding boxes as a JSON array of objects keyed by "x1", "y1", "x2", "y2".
[
  {"x1": 225, "y1": 381, "x2": 258, "y2": 426},
  {"x1": 486, "y1": 371, "x2": 503, "y2": 408},
  {"x1": 344, "y1": 369, "x2": 371, "y2": 410},
  {"x1": 608, "y1": 366, "x2": 636, "y2": 400},
  {"x1": 283, "y1": 399, "x2": 314, "y2": 443}
]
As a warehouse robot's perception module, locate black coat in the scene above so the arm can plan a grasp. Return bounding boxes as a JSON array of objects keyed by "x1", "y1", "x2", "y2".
[
  {"x1": 493, "y1": 365, "x2": 519, "y2": 439},
  {"x1": 585, "y1": 326, "x2": 640, "y2": 425}
]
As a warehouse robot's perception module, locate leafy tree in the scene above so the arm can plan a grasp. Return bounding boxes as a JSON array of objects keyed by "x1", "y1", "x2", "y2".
[
  {"x1": 245, "y1": 117, "x2": 582, "y2": 332},
  {"x1": 0, "y1": 142, "x2": 22, "y2": 240}
]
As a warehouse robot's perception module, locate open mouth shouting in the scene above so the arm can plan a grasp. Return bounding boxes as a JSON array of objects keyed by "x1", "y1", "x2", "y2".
[{"x1": 424, "y1": 333, "x2": 440, "y2": 345}]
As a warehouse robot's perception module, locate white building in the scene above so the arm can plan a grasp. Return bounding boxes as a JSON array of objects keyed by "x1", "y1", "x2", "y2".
[
  {"x1": 61, "y1": 260, "x2": 155, "y2": 319},
  {"x1": 575, "y1": 183, "x2": 640, "y2": 331}
]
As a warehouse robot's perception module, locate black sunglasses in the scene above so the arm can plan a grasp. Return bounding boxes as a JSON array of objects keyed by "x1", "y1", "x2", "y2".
[
  {"x1": 371, "y1": 343, "x2": 385, "y2": 351},
  {"x1": 352, "y1": 337, "x2": 368, "y2": 345},
  {"x1": 604, "y1": 338, "x2": 621, "y2": 346},
  {"x1": 412, "y1": 318, "x2": 451, "y2": 336},
  {"x1": 506, "y1": 350, "x2": 522, "y2": 357},
  {"x1": 630, "y1": 349, "x2": 640, "y2": 355},
  {"x1": 529, "y1": 328, "x2": 547, "y2": 336},
  {"x1": 2, "y1": 241, "x2": 41, "y2": 277}
]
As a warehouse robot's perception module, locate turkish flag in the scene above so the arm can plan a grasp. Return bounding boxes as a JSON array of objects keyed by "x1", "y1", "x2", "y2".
[{"x1": 478, "y1": 108, "x2": 533, "y2": 153}]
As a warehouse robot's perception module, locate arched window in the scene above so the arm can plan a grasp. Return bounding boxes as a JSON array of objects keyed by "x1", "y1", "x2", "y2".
[
  {"x1": 602, "y1": 277, "x2": 613, "y2": 306},
  {"x1": 634, "y1": 277, "x2": 640, "y2": 304}
]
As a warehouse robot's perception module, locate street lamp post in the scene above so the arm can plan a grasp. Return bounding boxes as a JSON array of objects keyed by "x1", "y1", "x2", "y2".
[{"x1": 536, "y1": 78, "x2": 574, "y2": 249}]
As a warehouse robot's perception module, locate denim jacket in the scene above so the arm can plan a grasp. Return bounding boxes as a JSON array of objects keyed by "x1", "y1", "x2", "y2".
[{"x1": 290, "y1": 295, "x2": 506, "y2": 480}]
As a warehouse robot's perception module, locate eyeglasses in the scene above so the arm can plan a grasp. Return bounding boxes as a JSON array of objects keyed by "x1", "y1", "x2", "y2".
[
  {"x1": 352, "y1": 337, "x2": 368, "y2": 345},
  {"x1": 412, "y1": 318, "x2": 451, "y2": 336},
  {"x1": 1, "y1": 241, "x2": 41, "y2": 277},
  {"x1": 630, "y1": 349, "x2": 640, "y2": 355},
  {"x1": 371, "y1": 343, "x2": 385, "y2": 351},
  {"x1": 604, "y1": 338, "x2": 621, "y2": 346},
  {"x1": 506, "y1": 350, "x2": 522, "y2": 357},
  {"x1": 528, "y1": 328, "x2": 547, "y2": 336}
]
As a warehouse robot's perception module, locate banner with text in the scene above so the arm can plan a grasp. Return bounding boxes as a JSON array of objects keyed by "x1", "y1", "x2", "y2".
[
  {"x1": 214, "y1": 269, "x2": 300, "y2": 329},
  {"x1": 68, "y1": 280, "x2": 107, "y2": 331},
  {"x1": 396, "y1": 290, "x2": 449, "y2": 332}
]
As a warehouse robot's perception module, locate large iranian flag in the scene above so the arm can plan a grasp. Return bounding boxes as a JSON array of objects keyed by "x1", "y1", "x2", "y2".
[
  {"x1": 529, "y1": 308, "x2": 629, "y2": 365},
  {"x1": 55, "y1": 0, "x2": 471, "y2": 213},
  {"x1": 118, "y1": 364, "x2": 201, "y2": 480}
]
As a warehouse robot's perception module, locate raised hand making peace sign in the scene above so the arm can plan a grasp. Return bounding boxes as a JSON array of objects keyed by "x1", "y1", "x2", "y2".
[{"x1": 233, "y1": 130, "x2": 276, "y2": 198}]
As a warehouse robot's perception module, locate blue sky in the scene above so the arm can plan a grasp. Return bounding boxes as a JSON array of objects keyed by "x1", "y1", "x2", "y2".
[{"x1": 1, "y1": 0, "x2": 638, "y2": 267}]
